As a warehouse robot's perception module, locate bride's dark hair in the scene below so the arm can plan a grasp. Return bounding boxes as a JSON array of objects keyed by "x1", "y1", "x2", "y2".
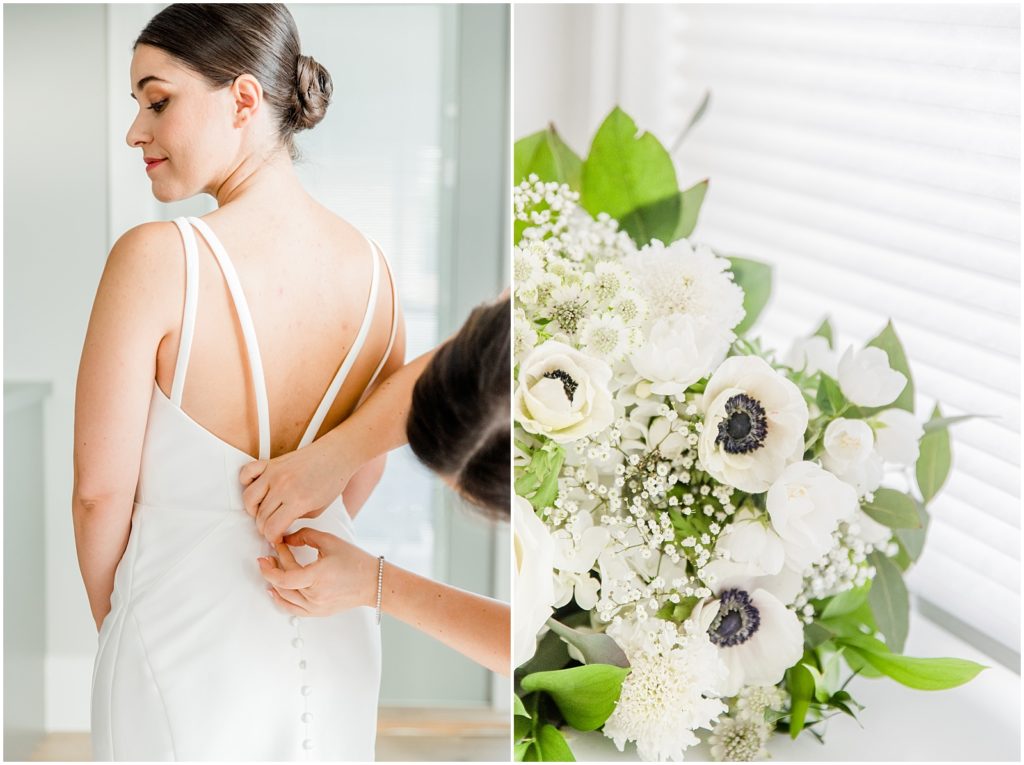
[
  {"x1": 406, "y1": 297, "x2": 510, "y2": 521},
  {"x1": 135, "y1": 4, "x2": 331, "y2": 159}
]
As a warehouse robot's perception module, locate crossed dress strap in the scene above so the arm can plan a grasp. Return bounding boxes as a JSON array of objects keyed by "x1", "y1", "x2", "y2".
[
  {"x1": 170, "y1": 218, "x2": 200, "y2": 407},
  {"x1": 355, "y1": 238, "x2": 399, "y2": 409}
]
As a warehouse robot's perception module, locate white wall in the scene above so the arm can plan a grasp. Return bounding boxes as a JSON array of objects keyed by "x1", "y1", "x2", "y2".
[{"x1": 3, "y1": 3, "x2": 111, "y2": 730}]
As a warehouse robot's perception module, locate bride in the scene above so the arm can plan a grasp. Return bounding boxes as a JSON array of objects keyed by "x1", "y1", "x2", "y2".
[{"x1": 72, "y1": 5, "x2": 401, "y2": 760}]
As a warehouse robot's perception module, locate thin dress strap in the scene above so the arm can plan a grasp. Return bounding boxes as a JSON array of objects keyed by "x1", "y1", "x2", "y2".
[
  {"x1": 355, "y1": 238, "x2": 399, "y2": 409},
  {"x1": 186, "y1": 217, "x2": 272, "y2": 461},
  {"x1": 170, "y1": 218, "x2": 200, "y2": 406},
  {"x1": 296, "y1": 231, "x2": 382, "y2": 449}
]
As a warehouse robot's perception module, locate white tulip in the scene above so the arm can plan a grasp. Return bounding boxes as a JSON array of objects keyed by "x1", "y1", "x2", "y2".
[{"x1": 838, "y1": 346, "x2": 907, "y2": 408}]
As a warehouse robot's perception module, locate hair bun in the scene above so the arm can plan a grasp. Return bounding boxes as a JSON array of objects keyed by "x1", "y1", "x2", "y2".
[{"x1": 291, "y1": 54, "x2": 332, "y2": 131}]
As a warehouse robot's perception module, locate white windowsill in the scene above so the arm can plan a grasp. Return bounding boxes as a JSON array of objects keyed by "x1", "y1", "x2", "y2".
[{"x1": 564, "y1": 611, "x2": 1021, "y2": 761}]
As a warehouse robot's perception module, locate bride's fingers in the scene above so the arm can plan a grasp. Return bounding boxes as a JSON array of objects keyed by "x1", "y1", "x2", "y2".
[
  {"x1": 273, "y1": 542, "x2": 301, "y2": 571},
  {"x1": 281, "y1": 527, "x2": 337, "y2": 555},
  {"x1": 256, "y1": 497, "x2": 285, "y2": 541},
  {"x1": 239, "y1": 459, "x2": 268, "y2": 488},
  {"x1": 258, "y1": 556, "x2": 316, "y2": 590},
  {"x1": 241, "y1": 473, "x2": 270, "y2": 518},
  {"x1": 267, "y1": 587, "x2": 310, "y2": 617}
]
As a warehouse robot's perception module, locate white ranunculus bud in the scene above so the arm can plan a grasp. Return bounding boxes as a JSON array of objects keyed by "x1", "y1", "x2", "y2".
[
  {"x1": 873, "y1": 408, "x2": 924, "y2": 465},
  {"x1": 513, "y1": 495, "x2": 556, "y2": 667},
  {"x1": 823, "y1": 418, "x2": 874, "y2": 466},
  {"x1": 767, "y1": 461, "x2": 858, "y2": 571},
  {"x1": 698, "y1": 356, "x2": 809, "y2": 493},
  {"x1": 629, "y1": 313, "x2": 725, "y2": 396},
  {"x1": 837, "y1": 346, "x2": 907, "y2": 408},
  {"x1": 785, "y1": 335, "x2": 838, "y2": 378},
  {"x1": 514, "y1": 340, "x2": 614, "y2": 443}
]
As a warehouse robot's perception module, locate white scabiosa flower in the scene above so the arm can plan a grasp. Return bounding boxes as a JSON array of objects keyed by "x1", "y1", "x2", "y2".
[
  {"x1": 699, "y1": 356, "x2": 809, "y2": 493},
  {"x1": 603, "y1": 610, "x2": 728, "y2": 762},
  {"x1": 513, "y1": 496, "x2": 556, "y2": 667},
  {"x1": 513, "y1": 308, "x2": 538, "y2": 362},
  {"x1": 513, "y1": 244, "x2": 545, "y2": 294},
  {"x1": 784, "y1": 335, "x2": 838, "y2": 378},
  {"x1": 704, "y1": 584, "x2": 804, "y2": 697},
  {"x1": 709, "y1": 715, "x2": 770, "y2": 762},
  {"x1": 767, "y1": 460, "x2": 858, "y2": 571},
  {"x1": 580, "y1": 313, "x2": 631, "y2": 363},
  {"x1": 627, "y1": 239, "x2": 745, "y2": 335},
  {"x1": 873, "y1": 408, "x2": 924, "y2": 465},
  {"x1": 630, "y1": 313, "x2": 722, "y2": 396},
  {"x1": 837, "y1": 346, "x2": 907, "y2": 407},
  {"x1": 514, "y1": 340, "x2": 615, "y2": 443},
  {"x1": 734, "y1": 684, "x2": 788, "y2": 721}
]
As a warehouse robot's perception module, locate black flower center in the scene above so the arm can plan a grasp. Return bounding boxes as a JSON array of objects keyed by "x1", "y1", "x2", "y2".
[
  {"x1": 709, "y1": 588, "x2": 760, "y2": 647},
  {"x1": 715, "y1": 393, "x2": 768, "y2": 454},
  {"x1": 543, "y1": 369, "x2": 578, "y2": 403}
]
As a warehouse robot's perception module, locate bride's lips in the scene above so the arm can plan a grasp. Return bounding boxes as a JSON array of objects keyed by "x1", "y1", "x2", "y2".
[{"x1": 144, "y1": 157, "x2": 166, "y2": 172}]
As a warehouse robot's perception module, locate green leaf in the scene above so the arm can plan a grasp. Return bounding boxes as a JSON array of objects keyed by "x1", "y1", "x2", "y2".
[
  {"x1": 804, "y1": 620, "x2": 836, "y2": 649},
  {"x1": 813, "y1": 317, "x2": 835, "y2": 350},
  {"x1": 545, "y1": 618, "x2": 630, "y2": 668},
  {"x1": 816, "y1": 374, "x2": 847, "y2": 417},
  {"x1": 523, "y1": 742, "x2": 541, "y2": 762},
  {"x1": 515, "y1": 445, "x2": 566, "y2": 511},
  {"x1": 917, "y1": 404, "x2": 952, "y2": 503},
  {"x1": 520, "y1": 664, "x2": 630, "y2": 732},
  {"x1": 670, "y1": 90, "x2": 711, "y2": 152},
  {"x1": 865, "y1": 321, "x2": 914, "y2": 414},
  {"x1": 514, "y1": 131, "x2": 545, "y2": 185},
  {"x1": 867, "y1": 552, "x2": 909, "y2": 653},
  {"x1": 514, "y1": 740, "x2": 532, "y2": 761},
  {"x1": 842, "y1": 645, "x2": 884, "y2": 678},
  {"x1": 785, "y1": 653, "x2": 816, "y2": 738},
  {"x1": 618, "y1": 193, "x2": 682, "y2": 246},
  {"x1": 862, "y1": 488, "x2": 922, "y2": 530},
  {"x1": 894, "y1": 500, "x2": 930, "y2": 566},
  {"x1": 514, "y1": 714, "x2": 532, "y2": 741},
  {"x1": 514, "y1": 694, "x2": 530, "y2": 719},
  {"x1": 673, "y1": 179, "x2": 709, "y2": 240},
  {"x1": 923, "y1": 413, "x2": 991, "y2": 433},
  {"x1": 728, "y1": 256, "x2": 772, "y2": 335},
  {"x1": 580, "y1": 108, "x2": 678, "y2": 223},
  {"x1": 517, "y1": 628, "x2": 571, "y2": 677},
  {"x1": 535, "y1": 724, "x2": 576, "y2": 762},
  {"x1": 821, "y1": 581, "x2": 871, "y2": 620},
  {"x1": 839, "y1": 634, "x2": 986, "y2": 691},
  {"x1": 514, "y1": 127, "x2": 584, "y2": 189}
]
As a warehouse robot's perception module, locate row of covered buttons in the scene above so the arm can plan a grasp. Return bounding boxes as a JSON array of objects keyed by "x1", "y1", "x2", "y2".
[{"x1": 291, "y1": 615, "x2": 314, "y2": 754}]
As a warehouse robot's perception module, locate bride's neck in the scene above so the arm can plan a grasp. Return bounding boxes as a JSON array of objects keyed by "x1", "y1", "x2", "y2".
[{"x1": 210, "y1": 147, "x2": 303, "y2": 208}]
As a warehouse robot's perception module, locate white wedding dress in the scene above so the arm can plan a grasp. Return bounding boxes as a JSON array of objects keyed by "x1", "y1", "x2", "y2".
[{"x1": 91, "y1": 216, "x2": 397, "y2": 761}]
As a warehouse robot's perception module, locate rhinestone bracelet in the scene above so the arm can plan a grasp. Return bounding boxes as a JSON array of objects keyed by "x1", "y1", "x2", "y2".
[{"x1": 375, "y1": 555, "x2": 385, "y2": 626}]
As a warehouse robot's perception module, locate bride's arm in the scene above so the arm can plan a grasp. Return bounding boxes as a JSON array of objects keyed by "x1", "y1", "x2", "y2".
[
  {"x1": 259, "y1": 528, "x2": 510, "y2": 676},
  {"x1": 73, "y1": 224, "x2": 178, "y2": 630}
]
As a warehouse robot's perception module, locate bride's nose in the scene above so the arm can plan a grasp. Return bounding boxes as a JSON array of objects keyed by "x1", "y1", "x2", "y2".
[{"x1": 126, "y1": 112, "x2": 151, "y2": 148}]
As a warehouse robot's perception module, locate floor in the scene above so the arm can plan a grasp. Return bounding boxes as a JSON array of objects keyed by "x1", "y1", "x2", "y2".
[{"x1": 29, "y1": 707, "x2": 511, "y2": 762}]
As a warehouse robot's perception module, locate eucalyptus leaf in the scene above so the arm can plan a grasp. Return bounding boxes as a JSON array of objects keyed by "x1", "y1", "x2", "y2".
[
  {"x1": 862, "y1": 488, "x2": 922, "y2": 530},
  {"x1": 917, "y1": 404, "x2": 952, "y2": 503},
  {"x1": 516, "y1": 629, "x2": 570, "y2": 679},
  {"x1": 580, "y1": 107, "x2": 678, "y2": 223},
  {"x1": 535, "y1": 725, "x2": 576, "y2": 762},
  {"x1": 520, "y1": 664, "x2": 630, "y2": 732},
  {"x1": 546, "y1": 618, "x2": 630, "y2": 669},
  {"x1": 923, "y1": 413, "x2": 992, "y2": 433},
  {"x1": 864, "y1": 321, "x2": 914, "y2": 414},
  {"x1": 728, "y1": 256, "x2": 772, "y2": 335},
  {"x1": 894, "y1": 500, "x2": 930, "y2": 565},
  {"x1": 813, "y1": 317, "x2": 835, "y2": 350},
  {"x1": 867, "y1": 552, "x2": 909, "y2": 653},
  {"x1": 839, "y1": 634, "x2": 986, "y2": 691}
]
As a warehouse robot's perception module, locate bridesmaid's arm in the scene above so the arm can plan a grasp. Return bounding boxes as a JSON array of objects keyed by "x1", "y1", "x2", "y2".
[{"x1": 73, "y1": 224, "x2": 178, "y2": 630}]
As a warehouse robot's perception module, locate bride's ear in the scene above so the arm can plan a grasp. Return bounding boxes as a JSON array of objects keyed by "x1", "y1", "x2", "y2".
[{"x1": 230, "y1": 74, "x2": 263, "y2": 128}]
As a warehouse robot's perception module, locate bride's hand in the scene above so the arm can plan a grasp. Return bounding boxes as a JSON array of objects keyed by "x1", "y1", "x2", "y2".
[
  {"x1": 240, "y1": 437, "x2": 357, "y2": 544},
  {"x1": 257, "y1": 528, "x2": 377, "y2": 616}
]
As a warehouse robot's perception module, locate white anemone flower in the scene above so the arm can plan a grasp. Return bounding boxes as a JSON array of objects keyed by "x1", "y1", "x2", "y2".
[
  {"x1": 702, "y1": 582, "x2": 804, "y2": 697},
  {"x1": 513, "y1": 496, "x2": 556, "y2": 667},
  {"x1": 699, "y1": 356, "x2": 809, "y2": 492},
  {"x1": 838, "y1": 346, "x2": 907, "y2": 408},
  {"x1": 873, "y1": 408, "x2": 924, "y2": 466}
]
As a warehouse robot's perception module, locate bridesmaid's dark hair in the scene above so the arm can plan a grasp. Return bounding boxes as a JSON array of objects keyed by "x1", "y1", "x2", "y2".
[
  {"x1": 407, "y1": 297, "x2": 510, "y2": 521},
  {"x1": 135, "y1": 4, "x2": 331, "y2": 159}
]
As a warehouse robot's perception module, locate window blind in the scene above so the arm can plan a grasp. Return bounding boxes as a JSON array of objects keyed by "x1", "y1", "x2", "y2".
[{"x1": 661, "y1": 4, "x2": 1021, "y2": 655}]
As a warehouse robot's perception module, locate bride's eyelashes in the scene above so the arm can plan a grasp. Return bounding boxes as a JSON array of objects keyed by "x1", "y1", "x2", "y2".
[{"x1": 147, "y1": 98, "x2": 169, "y2": 113}]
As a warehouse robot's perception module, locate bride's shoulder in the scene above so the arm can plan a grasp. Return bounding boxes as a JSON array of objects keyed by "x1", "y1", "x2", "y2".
[{"x1": 96, "y1": 221, "x2": 185, "y2": 312}]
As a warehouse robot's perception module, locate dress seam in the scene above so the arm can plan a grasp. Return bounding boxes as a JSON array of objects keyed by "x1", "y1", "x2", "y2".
[{"x1": 130, "y1": 610, "x2": 179, "y2": 759}]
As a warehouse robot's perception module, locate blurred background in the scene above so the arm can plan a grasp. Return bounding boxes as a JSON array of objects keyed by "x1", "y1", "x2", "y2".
[
  {"x1": 4, "y1": 3, "x2": 509, "y2": 761},
  {"x1": 516, "y1": 4, "x2": 1019, "y2": 761}
]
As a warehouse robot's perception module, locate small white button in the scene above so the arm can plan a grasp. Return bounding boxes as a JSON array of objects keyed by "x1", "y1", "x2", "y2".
[
  {"x1": 301, "y1": 712, "x2": 313, "y2": 723},
  {"x1": 302, "y1": 739, "x2": 314, "y2": 750},
  {"x1": 289, "y1": 616, "x2": 300, "y2": 626},
  {"x1": 292, "y1": 638, "x2": 304, "y2": 649},
  {"x1": 300, "y1": 685, "x2": 312, "y2": 696},
  {"x1": 298, "y1": 660, "x2": 307, "y2": 670}
]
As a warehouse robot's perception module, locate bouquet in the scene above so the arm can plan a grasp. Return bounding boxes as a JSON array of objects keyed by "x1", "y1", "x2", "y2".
[{"x1": 512, "y1": 107, "x2": 985, "y2": 762}]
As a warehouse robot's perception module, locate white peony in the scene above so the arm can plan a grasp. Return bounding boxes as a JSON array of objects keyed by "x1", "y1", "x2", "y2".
[
  {"x1": 513, "y1": 495, "x2": 556, "y2": 667},
  {"x1": 699, "y1": 356, "x2": 809, "y2": 493},
  {"x1": 630, "y1": 313, "x2": 723, "y2": 396},
  {"x1": 784, "y1": 335, "x2": 838, "y2": 378},
  {"x1": 766, "y1": 461, "x2": 858, "y2": 571},
  {"x1": 704, "y1": 584, "x2": 804, "y2": 697},
  {"x1": 873, "y1": 408, "x2": 924, "y2": 465},
  {"x1": 838, "y1": 346, "x2": 907, "y2": 408},
  {"x1": 514, "y1": 340, "x2": 614, "y2": 443},
  {"x1": 603, "y1": 611, "x2": 728, "y2": 762}
]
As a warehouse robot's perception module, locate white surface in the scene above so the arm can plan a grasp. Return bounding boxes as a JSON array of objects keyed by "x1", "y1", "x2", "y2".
[{"x1": 565, "y1": 613, "x2": 1020, "y2": 761}]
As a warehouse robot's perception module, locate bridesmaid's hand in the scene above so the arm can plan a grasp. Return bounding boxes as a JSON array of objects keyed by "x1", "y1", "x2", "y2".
[
  {"x1": 240, "y1": 434, "x2": 358, "y2": 544},
  {"x1": 257, "y1": 528, "x2": 378, "y2": 616}
]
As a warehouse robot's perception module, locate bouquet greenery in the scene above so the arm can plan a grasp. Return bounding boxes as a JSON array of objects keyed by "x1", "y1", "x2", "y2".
[{"x1": 512, "y1": 107, "x2": 984, "y2": 762}]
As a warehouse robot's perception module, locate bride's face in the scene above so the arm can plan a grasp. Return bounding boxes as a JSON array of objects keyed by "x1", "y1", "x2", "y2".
[{"x1": 126, "y1": 44, "x2": 240, "y2": 202}]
